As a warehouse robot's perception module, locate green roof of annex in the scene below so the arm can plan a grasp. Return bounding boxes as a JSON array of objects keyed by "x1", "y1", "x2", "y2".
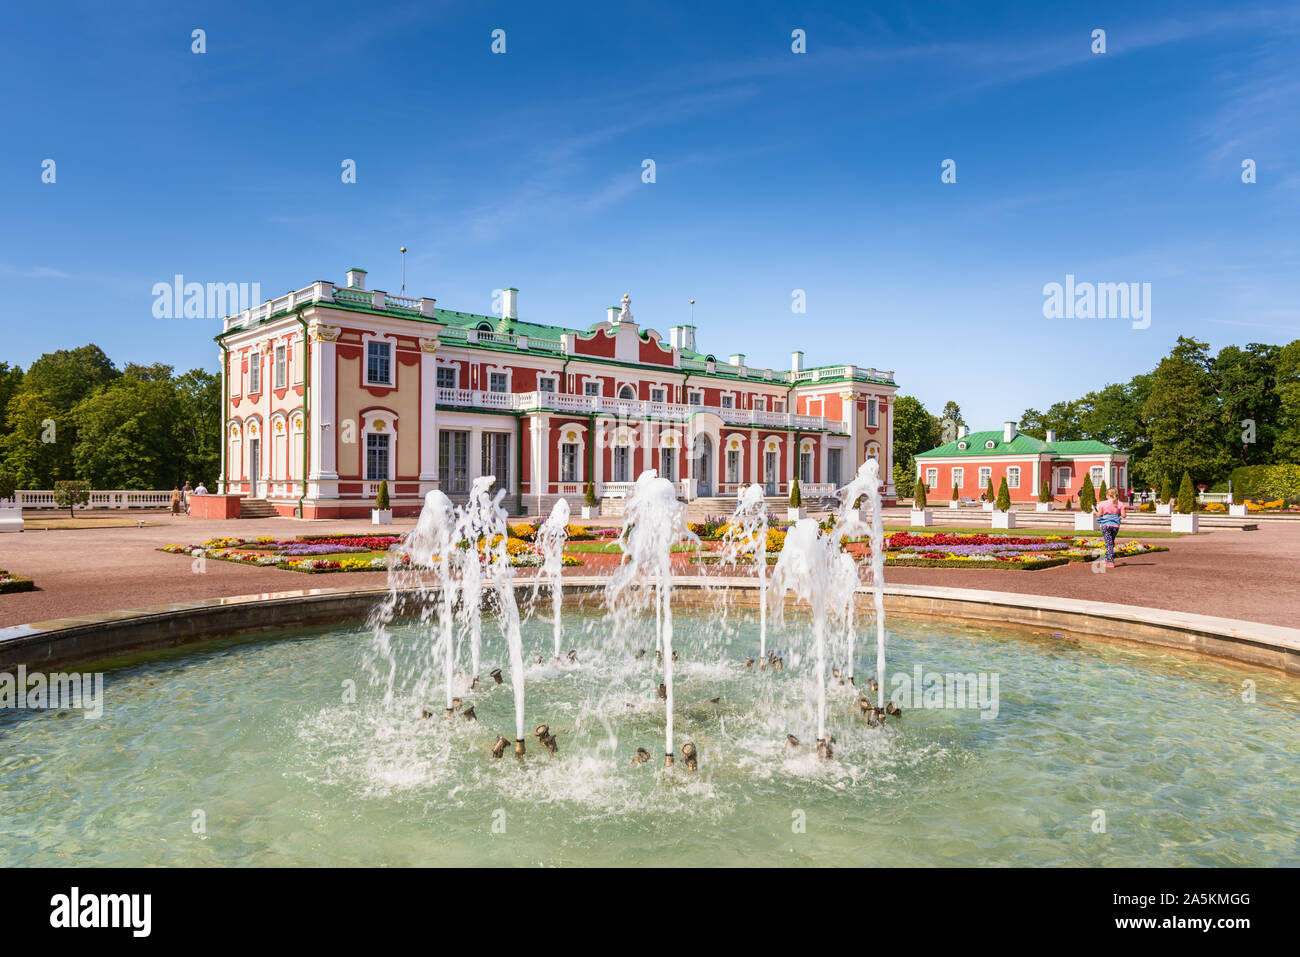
[{"x1": 915, "y1": 430, "x2": 1125, "y2": 458}]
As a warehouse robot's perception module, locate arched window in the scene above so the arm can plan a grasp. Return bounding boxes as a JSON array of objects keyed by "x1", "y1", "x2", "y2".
[
  {"x1": 477, "y1": 321, "x2": 493, "y2": 333},
  {"x1": 618, "y1": 384, "x2": 636, "y2": 400}
]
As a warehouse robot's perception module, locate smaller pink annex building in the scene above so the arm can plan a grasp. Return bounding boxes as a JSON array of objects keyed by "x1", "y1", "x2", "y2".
[{"x1": 913, "y1": 421, "x2": 1131, "y2": 504}]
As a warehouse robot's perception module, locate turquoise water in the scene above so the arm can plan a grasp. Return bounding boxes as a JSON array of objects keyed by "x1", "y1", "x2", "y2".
[{"x1": 0, "y1": 606, "x2": 1297, "y2": 866}]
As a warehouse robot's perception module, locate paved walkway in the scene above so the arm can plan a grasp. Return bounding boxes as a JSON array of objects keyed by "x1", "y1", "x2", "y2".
[{"x1": 2, "y1": 512, "x2": 1298, "y2": 629}]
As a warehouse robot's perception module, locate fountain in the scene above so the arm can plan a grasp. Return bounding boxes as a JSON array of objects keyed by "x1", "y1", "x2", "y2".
[
  {"x1": 535, "y1": 498, "x2": 571, "y2": 659},
  {"x1": 607, "y1": 469, "x2": 697, "y2": 766},
  {"x1": 719, "y1": 483, "x2": 770, "y2": 660}
]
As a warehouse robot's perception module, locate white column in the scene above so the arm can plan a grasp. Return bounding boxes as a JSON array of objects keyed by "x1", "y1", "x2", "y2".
[
  {"x1": 308, "y1": 327, "x2": 339, "y2": 500},
  {"x1": 419, "y1": 341, "x2": 438, "y2": 493},
  {"x1": 593, "y1": 422, "x2": 604, "y2": 494},
  {"x1": 470, "y1": 426, "x2": 484, "y2": 486},
  {"x1": 531, "y1": 414, "x2": 549, "y2": 513},
  {"x1": 219, "y1": 350, "x2": 228, "y2": 493},
  {"x1": 786, "y1": 433, "x2": 796, "y2": 495},
  {"x1": 883, "y1": 396, "x2": 896, "y2": 496}
]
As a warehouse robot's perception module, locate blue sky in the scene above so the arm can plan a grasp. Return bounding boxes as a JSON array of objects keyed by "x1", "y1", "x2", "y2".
[{"x1": 3, "y1": 0, "x2": 1298, "y2": 426}]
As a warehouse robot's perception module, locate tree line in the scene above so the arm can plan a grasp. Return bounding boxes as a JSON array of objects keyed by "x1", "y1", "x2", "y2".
[
  {"x1": 890, "y1": 336, "x2": 1300, "y2": 491},
  {"x1": 0, "y1": 344, "x2": 220, "y2": 491}
]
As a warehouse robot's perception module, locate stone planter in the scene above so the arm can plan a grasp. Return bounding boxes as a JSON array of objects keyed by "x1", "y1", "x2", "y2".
[
  {"x1": 1171, "y1": 513, "x2": 1199, "y2": 533},
  {"x1": 581, "y1": 506, "x2": 598, "y2": 520},
  {"x1": 991, "y1": 510, "x2": 1016, "y2": 529},
  {"x1": 909, "y1": 509, "x2": 932, "y2": 527},
  {"x1": 981, "y1": 502, "x2": 995, "y2": 511},
  {"x1": 0, "y1": 503, "x2": 23, "y2": 533},
  {"x1": 788, "y1": 507, "x2": 806, "y2": 521},
  {"x1": 1229, "y1": 504, "x2": 1247, "y2": 517},
  {"x1": 1155, "y1": 503, "x2": 1172, "y2": 516},
  {"x1": 1035, "y1": 502, "x2": 1054, "y2": 512},
  {"x1": 371, "y1": 509, "x2": 393, "y2": 526},
  {"x1": 1074, "y1": 512, "x2": 1097, "y2": 532},
  {"x1": 948, "y1": 500, "x2": 960, "y2": 509}
]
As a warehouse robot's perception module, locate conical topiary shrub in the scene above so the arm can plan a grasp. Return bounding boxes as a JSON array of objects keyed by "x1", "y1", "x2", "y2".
[
  {"x1": 1079, "y1": 474, "x2": 1096, "y2": 512},
  {"x1": 585, "y1": 481, "x2": 598, "y2": 508},
  {"x1": 1098, "y1": 479, "x2": 1108, "y2": 501},
  {"x1": 913, "y1": 477, "x2": 927, "y2": 510},
  {"x1": 996, "y1": 476, "x2": 1011, "y2": 511},
  {"x1": 1160, "y1": 475, "x2": 1172, "y2": 503},
  {"x1": 951, "y1": 482, "x2": 959, "y2": 502},
  {"x1": 375, "y1": 479, "x2": 390, "y2": 510},
  {"x1": 1177, "y1": 471, "x2": 1195, "y2": 514},
  {"x1": 985, "y1": 477, "x2": 996, "y2": 503},
  {"x1": 789, "y1": 476, "x2": 802, "y2": 508},
  {"x1": 1038, "y1": 479, "x2": 1050, "y2": 504}
]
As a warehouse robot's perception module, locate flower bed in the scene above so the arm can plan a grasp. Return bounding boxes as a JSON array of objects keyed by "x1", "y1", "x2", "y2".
[
  {"x1": 881, "y1": 531, "x2": 1166, "y2": 567},
  {"x1": 0, "y1": 569, "x2": 35, "y2": 594}
]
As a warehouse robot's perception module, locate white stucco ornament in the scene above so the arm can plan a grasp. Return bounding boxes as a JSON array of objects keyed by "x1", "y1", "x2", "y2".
[{"x1": 618, "y1": 293, "x2": 633, "y2": 324}]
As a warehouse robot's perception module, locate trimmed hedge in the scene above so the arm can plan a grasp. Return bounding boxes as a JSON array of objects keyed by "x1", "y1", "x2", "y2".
[
  {"x1": 1228, "y1": 464, "x2": 1300, "y2": 504},
  {"x1": 0, "y1": 571, "x2": 35, "y2": 594}
]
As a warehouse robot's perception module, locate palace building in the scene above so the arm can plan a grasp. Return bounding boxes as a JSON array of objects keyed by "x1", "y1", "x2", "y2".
[
  {"x1": 913, "y1": 422, "x2": 1131, "y2": 504},
  {"x1": 215, "y1": 268, "x2": 899, "y2": 518}
]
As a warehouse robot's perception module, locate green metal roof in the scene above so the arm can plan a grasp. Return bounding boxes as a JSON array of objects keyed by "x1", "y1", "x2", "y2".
[{"x1": 915, "y1": 431, "x2": 1124, "y2": 458}]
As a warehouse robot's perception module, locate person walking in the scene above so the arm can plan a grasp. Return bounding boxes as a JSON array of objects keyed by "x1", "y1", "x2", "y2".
[
  {"x1": 1092, "y1": 486, "x2": 1130, "y2": 568},
  {"x1": 170, "y1": 485, "x2": 182, "y2": 517},
  {"x1": 182, "y1": 480, "x2": 193, "y2": 514}
]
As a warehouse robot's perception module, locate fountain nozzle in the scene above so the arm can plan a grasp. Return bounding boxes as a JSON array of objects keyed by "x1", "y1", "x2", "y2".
[
  {"x1": 491, "y1": 736, "x2": 509, "y2": 759},
  {"x1": 681, "y1": 740, "x2": 698, "y2": 772},
  {"x1": 490, "y1": 668, "x2": 503, "y2": 685},
  {"x1": 632, "y1": 747, "x2": 651, "y2": 768},
  {"x1": 657, "y1": 683, "x2": 667, "y2": 700},
  {"x1": 462, "y1": 706, "x2": 477, "y2": 721},
  {"x1": 745, "y1": 656, "x2": 755, "y2": 669},
  {"x1": 514, "y1": 738, "x2": 526, "y2": 757},
  {"x1": 663, "y1": 752, "x2": 675, "y2": 767},
  {"x1": 534, "y1": 723, "x2": 558, "y2": 755},
  {"x1": 816, "y1": 737, "x2": 833, "y2": 760}
]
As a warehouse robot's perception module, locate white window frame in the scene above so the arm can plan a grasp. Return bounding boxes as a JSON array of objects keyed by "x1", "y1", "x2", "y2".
[
  {"x1": 650, "y1": 387, "x2": 666, "y2": 404},
  {"x1": 978, "y1": 467, "x2": 992, "y2": 492},
  {"x1": 926, "y1": 468, "x2": 938, "y2": 490},
  {"x1": 720, "y1": 393, "x2": 734, "y2": 409},
  {"x1": 754, "y1": 396, "x2": 766, "y2": 412},
  {"x1": 687, "y1": 389, "x2": 704, "y2": 407},
  {"x1": 248, "y1": 350, "x2": 261, "y2": 394},
  {"x1": 952, "y1": 467, "x2": 964, "y2": 490},
  {"x1": 436, "y1": 365, "x2": 458, "y2": 391},
  {"x1": 1090, "y1": 466, "x2": 1104, "y2": 487},
  {"x1": 560, "y1": 443, "x2": 580, "y2": 482},
  {"x1": 274, "y1": 344, "x2": 287, "y2": 389},
  {"x1": 584, "y1": 379, "x2": 602, "y2": 396},
  {"x1": 537, "y1": 375, "x2": 557, "y2": 393},
  {"x1": 1007, "y1": 467, "x2": 1020, "y2": 489},
  {"x1": 618, "y1": 383, "x2": 637, "y2": 400},
  {"x1": 365, "y1": 339, "x2": 394, "y2": 387},
  {"x1": 867, "y1": 398, "x2": 878, "y2": 427}
]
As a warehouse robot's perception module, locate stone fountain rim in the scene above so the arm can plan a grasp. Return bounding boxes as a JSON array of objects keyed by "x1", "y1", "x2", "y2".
[{"x1": 1, "y1": 576, "x2": 1296, "y2": 678}]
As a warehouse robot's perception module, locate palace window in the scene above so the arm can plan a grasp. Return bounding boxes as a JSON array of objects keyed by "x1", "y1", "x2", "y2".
[
  {"x1": 687, "y1": 391, "x2": 703, "y2": 407},
  {"x1": 488, "y1": 372, "x2": 508, "y2": 394},
  {"x1": 439, "y1": 431, "x2": 468, "y2": 493},
  {"x1": 613, "y1": 446, "x2": 630, "y2": 483},
  {"x1": 800, "y1": 451, "x2": 812, "y2": 483},
  {"x1": 248, "y1": 351, "x2": 261, "y2": 394},
  {"x1": 754, "y1": 397, "x2": 766, "y2": 412},
  {"x1": 584, "y1": 380, "x2": 601, "y2": 396},
  {"x1": 481, "y1": 433, "x2": 510, "y2": 489},
  {"x1": 274, "y1": 345, "x2": 286, "y2": 389},
  {"x1": 366, "y1": 341, "x2": 392, "y2": 386},
  {"x1": 721, "y1": 394, "x2": 734, "y2": 409},
  {"x1": 437, "y1": 366, "x2": 457, "y2": 391},
  {"x1": 560, "y1": 443, "x2": 580, "y2": 482},
  {"x1": 650, "y1": 387, "x2": 666, "y2": 403},
  {"x1": 1090, "y1": 466, "x2": 1104, "y2": 487},
  {"x1": 828, "y1": 448, "x2": 842, "y2": 486},
  {"x1": 978, "y1": 467, "x2": 992, "y2": 492},
  {"x1": 1007, "y1": 467, "x2": 1020, "y2": 489},
  {"x1": 365, "y1": 433, "x2": 391, "y2": 481},
  {"x1": 926, "y1": 468, "x2": 938, "y2": 490},
  {"x1": 867, "y1": 399, "x2": 878, "y2": 427},
  {"x1": 618, "y1": 384, "x2": 636, "y2": 400},
  {"x1": 727, "y1": 449, "x2": 741, "y2": 484},
  {"x1": 660, "y1": 447, "x2": 676, "y2": 482},
  {"x1": 538, "y1": 376, "x2": 556, "y2": 393},
  {"x1": 952, "y1": 467, "x2": 964, "y2": 490},
  {"x1": 772, "y1": 399, "x2": 783, "y2": 413}
]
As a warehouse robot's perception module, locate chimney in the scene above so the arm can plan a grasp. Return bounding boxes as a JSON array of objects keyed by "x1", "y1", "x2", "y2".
[
  {"x1": 791, "y1": 350, "x2": 804, "y2": 374},
  {"x1": 607, "y1": 306, "x2": 619, "y2": 325},
  {"x1": 669, "y1": 325, "x2": 696, "y2": 352},
  {"x1": 957, "y1": 425, "x2": 967, "y2": 440},
  {"x1": 729, "y1": 353, "x2": 745, "y2": 366},
  {"x1": 502, "y1": 287, "x2": 518, "y2": 320},
  {"x1": 1046, "y1": 429, "x2": 1056, "y2": 443},
  {"x1": 346, "y1": 268, "x2": 367, "y2": 290},
  {"x1": 1003, "y1": 421, "x2": 1016, "y2": 443}
]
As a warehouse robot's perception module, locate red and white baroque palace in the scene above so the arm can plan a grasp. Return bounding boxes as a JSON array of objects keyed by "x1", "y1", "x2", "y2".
[{"x1": 215, "y1": 268, "x2": 899, "y2": 518}]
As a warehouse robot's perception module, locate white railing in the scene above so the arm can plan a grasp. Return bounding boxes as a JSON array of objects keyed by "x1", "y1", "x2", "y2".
[{"x1": 12, "y1": 489, "x2": 176, "y2": 510}]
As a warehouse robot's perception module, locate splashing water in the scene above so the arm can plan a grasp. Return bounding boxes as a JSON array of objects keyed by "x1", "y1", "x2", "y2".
[
  {"x1": 607, "y1": 470, "x2": 697, "y2": 761},
  {"x1": 719, "y1": 484, "x2": 770, "y2": 658},
  {"x1": 536, "y1": 498, "x2": 571, "y2": 658},
  {"x1": 400, "y1": 489, "x2": 459, "y2": 712}
]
